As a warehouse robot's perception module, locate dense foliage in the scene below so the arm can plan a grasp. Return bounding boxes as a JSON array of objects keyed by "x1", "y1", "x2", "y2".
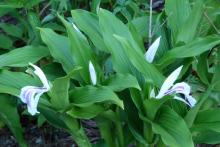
[{"x1": 1, "y1": 0, "x2": 220, "y2": 147}]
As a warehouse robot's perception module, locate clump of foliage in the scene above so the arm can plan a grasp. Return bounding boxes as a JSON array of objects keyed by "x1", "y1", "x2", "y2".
[{"x1": 1, "y1": 0, "x2": 220, "y2": 147}]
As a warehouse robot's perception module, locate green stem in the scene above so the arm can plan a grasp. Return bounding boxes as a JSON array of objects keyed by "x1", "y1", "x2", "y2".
[
  {"x1": 70, "y1": 126, "x2": 92, "y2": 147},
  {"x1": 144, "y1": 123, "x2": 154, "y2": 147},
  {"x1": 116, "y1": 108, "x2": 124, "y2": 147}
]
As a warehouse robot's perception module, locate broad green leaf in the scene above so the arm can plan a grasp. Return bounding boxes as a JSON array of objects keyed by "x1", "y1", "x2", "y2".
[
  {"x1": 0, "y1": 70, "x2": 39, "y2": 96},
  {"x1": 98, "y1": 9, "x2": 155, "y2": 86},
  {"x1": 69, "y1": 86, "x2": 124, "y2": 109},
  {"x1": 130, "y1": 16, "x2": 149, "y2": 38},
  {"x1": 177, "y1": 0, "x2": 204, "y2": 43},
  {"x1": 165, "y1": 0, "x2": 191, "y2": 39},
  {"x1": 98, "y1": 9, "x2": 142, "y2": 55},
  {"x1": 159, "y1": 35, "x2": 220, "y2": 68},
  {"x1": 152, "y1": 106, "x2": 194, "y2": 147},
  {"x1": 102, "y1": 73, "x2": 141, "y2": 91},
  {"x1": 0, "y1": 34, "x2": 13, "y2": 49},
  {"x1": 99, "y1": 10, "x2": 161, "y2": 85},
  {"x1": 40, "y1": 28, "x2": 75, "y2": 73},
  {"x1": 192, "y1": 109, "x2": 220, "y2": 132},
  {"x1": 67, "y1": 104, "x2": 105, "y2": 119},
  {"x1": 50, "y1": 76, "x2": 70, "y2": 110},
  {"x1": 193, "y1": 130, "x2": 220, "y2": 144},
  {"x1": 0, "y1": 23, "x2": 23, "y2": 38},
  {"x1": 0, "y1": 45, "x2": 49, "y2": 67},
  {"x1": 49, "y1": 67, "x2": 82, "y2": 110},
  {"x1": 58, "y1": 15, "x2": 95, "y2": 84},
  {"x1": 114, "y1": 35, "x2": 164, "y2": 87},
  {"x1": 0, "y1": 95, "x2": 27, "y2": 147},
  {"x1": 71, "y1": 9, "x2": 108, "y2": 52}
]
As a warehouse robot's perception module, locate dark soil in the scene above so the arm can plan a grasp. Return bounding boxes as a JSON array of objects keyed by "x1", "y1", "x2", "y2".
[{"x1": 0, "y1": 118, "x2": 100, "y2": 147}]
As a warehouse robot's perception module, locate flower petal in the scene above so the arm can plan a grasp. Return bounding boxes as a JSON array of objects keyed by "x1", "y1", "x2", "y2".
[
  {"x1": 29, "y1": 63, "x2": 50, "y2": 90},
  {"x1": 156, "y1": 65, "x2": 183, "y2": 99},
  {"x1": 164, "y1": 82, "x2": 191, "y2": 95},
  {"x1": 19, "y1": 86, "x2": 48, "y2": 115},
  {"x1": 144, "y1": 36, "x2": 161, "y2": 63},
  {"x1": 186, "y1": 95, "x2": 197, "y2": 107},
  {"x1": 89, "y1": 61, "x2": 97, "y2": 85}
]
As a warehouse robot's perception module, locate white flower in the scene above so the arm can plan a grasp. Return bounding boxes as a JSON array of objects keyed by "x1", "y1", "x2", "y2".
[
  {"x1": 89, "y1": 61, "x2": 97, "y2": 85},
  {"x1": 19, "y1": 63, "x2": 50, "y2": 115},
  {"x1": 154, "y1": 65, "x2": 196, "y2": 107},
  {"x1": 145, "y1": 36, "x2": 161, "y2": 63}
]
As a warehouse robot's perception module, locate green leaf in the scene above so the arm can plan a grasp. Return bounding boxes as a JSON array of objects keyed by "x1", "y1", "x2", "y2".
[
  {"x1": 0, "y1": 34, "x2": 13, "y2": 49},
  {"x1": 185, "y1": 87, "x2": 212, "y2": 127},
  {"x1": 152, "y1": 106, "x2": 194, "y2": 147},
  {"x1": 67, "y1": 104, "x2": 105, "y2": 119},
  {"x1": 0, "y1": 23, "x2": 23, "y2": 38},
  {"x1": 71, "y1": 9, "x2": 108, "y2": 52},
  {"x1": 50, "y1": 76, "x2": 70, "y2": 110},
  {"x1": 193, "y1": 130, "x2": 220, "y2": 144},
  {"x1": 50, "y1": 67, "x2": 82, "y2": 110},
  {"x1": 39, "y1": 28, "x2": 75, "y2": 73},
  {"x1": 192, "y1": 109, "x2": 220, "y2": 133},
  {"x1": 98, "y1": 9, "x2": 140, "y2": 77},
  {"x1": 0, "y1": 95, "x2": 27, "y2": 147},
  {"x1": 0, "y1": 70, "x2": 39, "y2": 96},
  {"x1": 165, "y1": 0, "x2": 191, "y2": 39},
  {"x1": 176, "y1": 0, "x2": 204, "y2": 43},
  {"x1": 102, "y1": 73, "x2": 141, "y2": 91},
  {"x1": 58, "y1": 15, "x2": 95, "y2": 84},
  {"x1": 69, "y1": 86, "x2": 124, "y2": 109},
  {"x1": 196, "y1": 53, "x2": 211, "y2": 85},
  {"x1": 130, "y1": 16, "x2": 149, "y2": 38},
  {"x1": 114, "y1": 35, "x2": 164, "y2": 87},
  {"x1": 159, "y1": 35, "x2": 220, "y2": 68},
  {"x1": 0, "y1": 45, "x2": 49, "y2": 67}
]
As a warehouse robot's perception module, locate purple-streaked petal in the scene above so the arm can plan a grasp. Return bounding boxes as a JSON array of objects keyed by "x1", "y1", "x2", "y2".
[
  {"x1": 145, "y1": 36, "x2": 161, "y2": 63},
  {"x1": 89, "y1": 61, "x2": 97, "y2": 85},
  {"x1": 29, "y1": 63, "x2": 50, "y2": 90},
  {"x1": 164, "y1": 82, "x2": 190, "y2": 95},
  {"x1": 156, "y1": 66, "x2": 183, "y2": 99},
  {"x1": 19, "y1": 86, "x2": 48, "y2": 115}
]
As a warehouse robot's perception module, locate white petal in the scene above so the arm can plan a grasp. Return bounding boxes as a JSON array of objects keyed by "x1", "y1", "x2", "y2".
[
  {"x1": 145, "y1": 36, "x2": 161, "y2": 63},
  {"x1": 156, "y1": 66, "x2": 183, "y2": 99},
  {"x1": 29, "y1": 63, "x2": 50, "y2": 90},
  {"x1": 186, "y1": 95, "x2": 197, "y2": 107},
  {"x1": 89, "y1": 61, "x2": 97, "y2": 85},
  {"x1": 19, "y1": 86, "x2": 48, "y2": 115},
  {"x1": 150, "y1": 88, "x2": 156, "y2": 98},
  {"x1": 165, "y1": 82, "x2": 191, "y2": 95}
]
